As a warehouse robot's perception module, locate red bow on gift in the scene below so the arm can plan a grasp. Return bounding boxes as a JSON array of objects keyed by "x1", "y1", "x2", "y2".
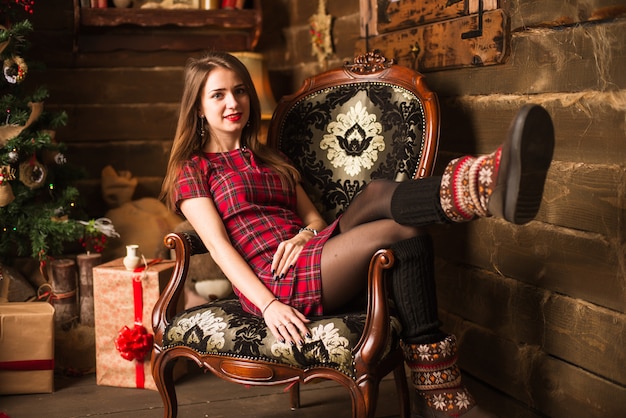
[{"x1": 115, "y1": 324, "x2": 153, "y2": 361}]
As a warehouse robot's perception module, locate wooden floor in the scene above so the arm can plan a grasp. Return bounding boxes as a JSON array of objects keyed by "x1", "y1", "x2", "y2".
[{"x1": 0, "y1": 366, "x2": 405, "y2": 418}]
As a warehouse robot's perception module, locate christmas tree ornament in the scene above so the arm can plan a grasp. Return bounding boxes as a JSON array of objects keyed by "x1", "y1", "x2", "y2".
[
  {"x1": 41, "y1": 130, "x2": 64, "y2": 165},
  {"x1": 0, "y1": 165, "x2": 15, "y2": 180},
  {"x1": 0, "y1": 168, "x2": 15, "y2": 207},
  {"x1": 0, "y1": 185, "x2": 15, "y2": 207},
  {"x1": 19, "y1": 157, "x2": 47, "y2": 189},
  {"x1": 3, "y1": 55, "x2": 28, "y2": 84},
  {"x1": 7, "y1": 149, "x2": 18, "y2": 163},
  {"x1": 54, "y1": 152, "x2": 66, "y2": 165}
]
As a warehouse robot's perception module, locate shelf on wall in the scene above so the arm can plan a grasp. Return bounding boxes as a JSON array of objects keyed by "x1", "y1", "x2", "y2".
[{"x1": 73, "y1": 1, "x2": 262, "y2": 53}]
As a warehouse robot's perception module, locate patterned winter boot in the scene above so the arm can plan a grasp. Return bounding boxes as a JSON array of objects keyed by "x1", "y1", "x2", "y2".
[
  {"x1": 402, "y1": 335, "x2": 496, "y2": 418},
  {"x1": 439, "y1": 104, "x2": 554, "y2": 225}
]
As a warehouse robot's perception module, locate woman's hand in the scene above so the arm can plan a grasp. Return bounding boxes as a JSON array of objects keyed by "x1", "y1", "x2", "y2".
[
  {"x1": 270, "y1": 232, "x2": 311, "y2": 280},
  {"x1": 263, "y1": 299, "x2": 310, "y2": 346}
]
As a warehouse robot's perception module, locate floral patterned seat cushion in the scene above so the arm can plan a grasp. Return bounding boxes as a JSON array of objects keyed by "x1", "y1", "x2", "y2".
[
  {"x1": 277, "y1": 82, "x2": 427, "y2": 221},
  {"x1": 163, "y1": 298, "x2": 402, "y2": 379}
]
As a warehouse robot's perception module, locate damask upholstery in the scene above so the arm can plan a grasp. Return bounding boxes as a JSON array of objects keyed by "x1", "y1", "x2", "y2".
[
  {"x1": 163, "y1": 298, "x2": 402, "y2": 379},
  {"x1": 152, "y1": 51, "x2": 440, "y2": 418},
  {"x1": 277, "y1": 81, "x2": 430, "y2": 220}
]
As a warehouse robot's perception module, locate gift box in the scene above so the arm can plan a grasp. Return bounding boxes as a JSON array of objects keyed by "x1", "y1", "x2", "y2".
[
  {"x1": 93, "y1": 257, "x2": 179, "y2": 390},
  {"x1": 0, "y1": 302, "x2": 55, "y2": 394}
]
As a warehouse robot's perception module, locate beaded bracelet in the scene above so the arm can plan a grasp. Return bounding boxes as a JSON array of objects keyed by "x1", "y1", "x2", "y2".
[
  {"x1": 299, "y1": 227, "x2": 318, "y2": 236},
  {"x1": 261, "y1": 298, "x2": 279, "y2": 315}
]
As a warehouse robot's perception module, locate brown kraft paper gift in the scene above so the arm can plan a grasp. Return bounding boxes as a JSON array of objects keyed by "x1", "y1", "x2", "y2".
[
  {"x1": 93, "y1": 257, "x2": 181, "y2": 390},
  {"x1": 0, "y1": 302, "x2": 55, "y2": 394}
]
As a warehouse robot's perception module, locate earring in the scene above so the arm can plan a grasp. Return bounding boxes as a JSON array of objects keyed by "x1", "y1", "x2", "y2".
[{"x1": 198, "y1": 116, "x2": 206, "y2": 138}]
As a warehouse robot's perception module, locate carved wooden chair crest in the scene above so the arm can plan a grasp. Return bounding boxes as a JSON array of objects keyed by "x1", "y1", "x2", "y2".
[{"x1": 151, "y1": 51, "x2": 440, "y2": 418}]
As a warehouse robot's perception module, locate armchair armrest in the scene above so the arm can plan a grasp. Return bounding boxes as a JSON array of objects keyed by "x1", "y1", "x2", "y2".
[
  {"x1": 152, "y1": 231, "x2": 203, "y2": 345},
  {"x1": 354, "y1": 248, "x2": 396, "y2": 369}
]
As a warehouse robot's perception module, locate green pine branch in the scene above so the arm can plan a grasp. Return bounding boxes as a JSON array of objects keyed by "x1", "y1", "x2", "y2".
[{"x1": 0, "y1": 16, "x2": 85, "y2": 263}]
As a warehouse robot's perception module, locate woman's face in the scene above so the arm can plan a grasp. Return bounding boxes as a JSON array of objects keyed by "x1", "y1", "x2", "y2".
[{"x1": 199, "y1": 66, "x2": 250, "y2": 145}]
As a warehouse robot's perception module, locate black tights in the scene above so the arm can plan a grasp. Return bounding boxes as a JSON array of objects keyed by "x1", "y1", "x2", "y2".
[{"x1": 319, "y1": 176, "x2": 446, "y2": 312}]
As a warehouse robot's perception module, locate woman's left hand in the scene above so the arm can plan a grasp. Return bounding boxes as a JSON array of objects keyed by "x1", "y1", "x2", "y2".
[
  {"x1": 271, "y1": 233, "x2": 310, "y2": 280},
  {"x1": 263, "y1": 299, "x2": 310, "y2": 346}
]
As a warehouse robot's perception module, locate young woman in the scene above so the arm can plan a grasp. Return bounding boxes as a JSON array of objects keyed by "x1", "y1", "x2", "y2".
[{"x1": 161, "y1": 51, "x2": 554, "y2": 417}]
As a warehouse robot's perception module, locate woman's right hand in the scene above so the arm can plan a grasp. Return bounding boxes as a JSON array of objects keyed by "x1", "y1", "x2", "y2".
[{"x1": 263, "y1": 299, "x2": 310, "y2": 346}]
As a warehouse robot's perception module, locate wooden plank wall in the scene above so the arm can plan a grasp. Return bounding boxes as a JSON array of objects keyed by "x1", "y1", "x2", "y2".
[
  {"x1": 356, "y1": 1, "x2": 626, "y2": 417},
  {"x1": 356, "y1": 0, "x2": 625, "y2": 416},
  {"x1": 28, "y1": 2, "x2": 187, "y2": 215},
  {"x1": 26, "y1": 0, "x2": 625, "y2": 417}
]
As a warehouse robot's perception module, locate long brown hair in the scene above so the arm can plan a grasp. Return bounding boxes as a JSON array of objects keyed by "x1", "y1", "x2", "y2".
[{"x1": 160, "y1": 51, "x2": 300, "y2": 210}]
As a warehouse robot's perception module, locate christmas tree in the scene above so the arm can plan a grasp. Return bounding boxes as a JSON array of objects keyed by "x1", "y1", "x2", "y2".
[{"x1": 0, "y1": 1, "x2": 86, "y2": 263}]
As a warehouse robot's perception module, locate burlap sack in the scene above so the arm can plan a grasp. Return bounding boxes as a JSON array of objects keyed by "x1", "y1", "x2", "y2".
[
  {"x1": 101, "y1": 165, "x2": 138, "y2": 209},
  {"x1": 103, "y1": 197, "x2": 183, "y2": 261}
]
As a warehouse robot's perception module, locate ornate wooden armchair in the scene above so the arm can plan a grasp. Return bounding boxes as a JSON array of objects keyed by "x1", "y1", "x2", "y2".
[{"x1": 151, "y1": 51, "x2": 439, "y2": 418}]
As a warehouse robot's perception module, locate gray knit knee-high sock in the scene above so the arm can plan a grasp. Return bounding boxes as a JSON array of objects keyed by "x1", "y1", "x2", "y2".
[
  {"x1": 390, "y1": 176, "x2": 449, "y2": 227},
  {"x1": 390, "y1": 235, "x2": 444, "y2": 344}
]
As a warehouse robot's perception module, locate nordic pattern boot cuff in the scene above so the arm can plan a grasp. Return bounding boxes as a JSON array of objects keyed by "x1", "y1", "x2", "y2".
[
  {"x1": 401, "y1": 334, "x2": 457, "y2": 364},
  {"x1": 418, "y1": 386, "x2": 477, "y2": 416},
  {"x1": 401, "y1": 335, "x2": 462, "y2": 390}
]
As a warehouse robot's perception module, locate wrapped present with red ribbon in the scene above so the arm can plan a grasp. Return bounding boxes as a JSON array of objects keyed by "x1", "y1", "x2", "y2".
[
  {"x1": 93, "y1": 257, "x2": 178, "y2": 390},
  {"x1": 0, "y1": 302, "x2": 55, "y2": 394}
]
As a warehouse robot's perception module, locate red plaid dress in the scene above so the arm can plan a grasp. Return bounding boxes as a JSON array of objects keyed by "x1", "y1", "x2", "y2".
[{"x1": 173, "y1": 148, "x2": 339, "y2": 317}]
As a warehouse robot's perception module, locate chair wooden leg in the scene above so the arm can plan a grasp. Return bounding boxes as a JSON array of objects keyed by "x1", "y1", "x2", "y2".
[
  {"x1": 152, "y1": 353, "x2": 179, "y2": 418},
  {"x1": 394, "y1": 363, "x2": 411, "y2": 418},
  {"x1": 289, "y1": 381, "x2": 300, "y2": 410},
  {"x1": 351, "y1": 379, "x2": 381, "y2": 418}
]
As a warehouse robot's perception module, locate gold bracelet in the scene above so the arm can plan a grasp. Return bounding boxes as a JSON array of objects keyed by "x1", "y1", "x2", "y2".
[{"x1": 261, "y1": 298, "x2": 278, "y2": 315}]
